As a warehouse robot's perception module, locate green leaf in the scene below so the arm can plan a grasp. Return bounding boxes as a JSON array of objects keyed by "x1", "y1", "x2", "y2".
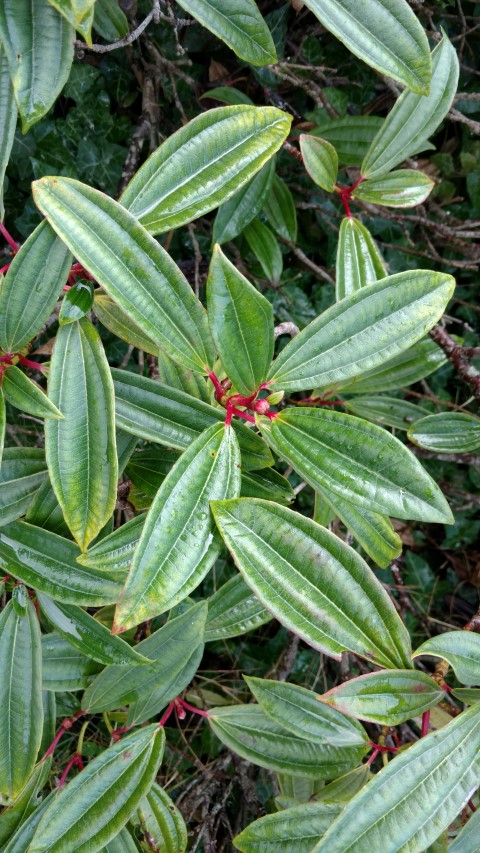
[
  {"x1": 302, "y1": 0, "x2": 431, "y2": 93},
  {"x1": 59, "y1": 279, "x2": 94, "y2": 325},
  {"x1": 0, "y1": 43, "x2": 17, "y2": 219},
  {"x1": 99, "y1": 828, "x2": 139, "y2": 853},
  {"x1": 156, "y1": 351, "x2": 211, "y2": 403},
  {"x1": 175, "y1": 0, "x2": 276, "y2": 65},
  {"x1": 114, "y1": 423, "x2": 241, "y2": 631},
  {"x1": 310, "y1": 116, "x2": 383, "y2": 167},
  {"x1": 0, "y1": 760, "x2": 51, "y2": 847},
  {"x1": 37, "y1": 594, "x2": 151, "y2": 666},
  {"x1": 209, "y1": 705, "x2": 368, "y2": 778},
  {"x1": 263, "y1": 174, "x2": 297, "y2": 242},
  {"x1": 0, "y1": 521, "x2": 124, "y2": 605},
  {"x1": 42, "y1": 633, "x2": 102, "y2": 692},
  {"x1": 0, "y1": 449, "x2": 48, "y2": 528},
  {"x1": 313, "y1": 702, "x2": 480, "y2": 853},
  {"x1": 362, "y1": 35, "x2": 459, "y2": 178},
  {"x1": 112, "y1": 368, "x2": 273, "y2": 471},
  {"x1": 2, "y1": 366, "x2": 63, "y2": 419},
  {"x1": 201, "y1": 86, "x2": 254, "y2": 106},
  {"x1": 336, "y1": 336, "x2": 449, "y2": 395},
  {"x1": 2, "y1": 789, "x2": 56, "y2": 853},
  {"x1": 320, "y1": 670, "x2": 444, "y2": 725},
  {"x1": 344, "y1": 395, "x2": 429, "y2": 431},
  {"x1": 93, "y1": 0, "x2": 128, "y2": 41},
  {"x1": 25, "y1": 479, "x2": 69, "y2": 537},
  {"x1": 449, "y1": 806, "x2": 480, "y2": 853},
  {"x1": 205, "y1": 574, "x2": 271, "y2": 641},
  {"x1": 47, "y1": 0, "x2": 95, "y2": 43},
  {"x1": 244, "y1": 219, "x2": 283, "y2": 284},
  {"x1": 408, "y1": 412, "x2": 480, "y2": 453},
  {"x1": 0, "y1": 220, "x2": 72, "y2": 354},
  {"x1": 93, "y1": 292, "x2": 159, "y2": 355},
  {"x1": 413, "y1": 631, "x2": 480, "y2": 686},
  {"x1": 234, "y1": 802, "x2": 341, "y2": 853},
  {"x1": 77, "y1": 513, "x2": 145, "y2": 572},
  {"x1": 452, "y1": 688, "x2": 480, "y2": 707},
  {"x1": 311, "y1": 764, "x2": 372, "y2": 803},
  {"x1": 213, "y1": 159, "x2": 275, "y2": 245},
  {"x1": 82, "y1": 602, "x2": 207, "y2": 716},
  {"x1": 259, "y1": 408, "x2": 453, "y2": 522},
  {"x1": 0, "y1": 0, "x2": 74, "y2": 131},
  {"x1": 28, "y1": 725, "x2": 165, "y2": 853},
  {"x1": 335, "y1": 217, "x2": 387, "y2": 300},
  {"x1": 0, "y1": 388, "x2": 5, "y2": 464},
  {"x1": 352, "y1": 170, "x2": 434, "y2": 208},
  {"x1": 120, "y1": 106, "x2": 291, "y2": 234},
  {"x1": 0, "y1": 597, "x2": 43, "y2": 798},
  {"x1": 245, "y1": 678, "x2": 368, "y2": 746},
  {"x1": 207, "y1": 245, "x2": 274, "y2": 395},
  {"x1": 126, "y1": 448, "x2": 180, "y2": 498},
  {"x1": 45, "y1": 318, "x2": 117, "y2": 551},
  {"x1": 241, "y1": 467, "x2": 294, "y2": 504},
  {"x1": 33, "y1": 177, "x2": 214, "y2": 375},
  {"x1": 300, "y1": 135, "x2": 338, "y2": 192},
  {"x1": 266, "y1": 270, "x2": 455, "y2": 392},
  {"x1": 134, "y1": 783, "x2": 188, "y2": 853},
  {"x1": 211, "y1": 499, "x2": 413, "y2": 668}
]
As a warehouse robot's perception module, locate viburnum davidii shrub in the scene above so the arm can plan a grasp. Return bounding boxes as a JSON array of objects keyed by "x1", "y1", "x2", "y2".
[{"x1": 1, "y1": 1, "x2": 480, "y2": 851}]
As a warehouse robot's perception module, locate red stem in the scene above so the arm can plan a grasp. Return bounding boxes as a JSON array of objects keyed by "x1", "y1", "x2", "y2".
[
  {"x1": 0, "y1": 221, "x2": 19, "y2": 253},
  {"x1": 177, "y1": 698, "x2": 210, "y2": 718},
  {"x1": 158, "y1": 700, "x2": 176, "y2": 728},
  {"x1": 421, "y1": 710, "x2": 431, "y2": 737},
  {"x1": 41, "y1": 710, "x2": 84, "y2": 760},
  {"x1": 0, "y1": 262, "x2": 11, "y2": 275},
  {"x1": 230, "y1": 407, "x2": 255, "y2": 423},
  {"x1": 58, "y1": 753, "x2": 83, "y2": 788},
  {"x1": 17, "y1": 354, "x2": 47, "y2": 371},
  {"x1": 367, "y1": 747, "x2": 380, "y2": 766}
]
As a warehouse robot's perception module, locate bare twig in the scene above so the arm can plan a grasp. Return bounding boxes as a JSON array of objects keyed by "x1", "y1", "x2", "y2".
[
  {"x1": 75, "y1": 1, "x2": 161, "y2": 53},
  {"x1": 429, "y1": 325, "x2": 480, "y2": 401}
]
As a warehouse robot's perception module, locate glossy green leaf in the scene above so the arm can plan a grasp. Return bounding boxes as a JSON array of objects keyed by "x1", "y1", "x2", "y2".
[
  {"x1": 2, "y1": 789, "x2": 56, "y2": 853},
  {"x1": 99, "y1": 828, "x2": 139, "y2": 853},
  {"x1": 452, "y1": 688, "x2": 480, "y2": 706},
  {"x1": 244, "y1": 218, "x2": 283, "y2": 284},
  {"x1": 28, "y1": 725, "x2": 165, "y2": 853},
  {"x1": 276, "y1": 774, "x2": 325, "y2": 808},
  {"x1": 37, "y1": 594, "x2": 151, "y2": 666},
  {"x1": 0, "y1": 0, "x2": 74, "y2": 131},
  {"x1": 48, "y1": 0, "x2": 95, "y2": 43},
  {"x1": 362, "y1": 35, "x2": 459, "y2": 178},
  {"x1": 207, "y1": 245, "x2": 273, "y2": 396},
  {"x1": 42, "y1": 633, "x2": 102, "y2": 692},
  {"x1": 303, "y1": 0, "x2": 431, "y2": 93},
  {"x1": 310, "y1": 116, "x2": 383, "y2": 167},
  {"x1": 82, "y1": 602, "x2": 207, "y2": 716},
  {"x1": 336, "y1": 336, "x2": 449, "y2": 395},
  {"x1": 259, "y1": 408, "x2": 453, "y2": 522},
  {"x1": 246, "y1": 678, "x2": 368, "y2": 746},
  {"x1": 201, "y1": 86, "x2": 254, "y2": 106},
  {"x1": 321, "y1": 670, "x2": 444, "y2": 725},
  {"x1": 300, "y1": 135, "x2": 338, "y2": 192},
  {"x1": 175, "y1": 0, "x2": 276, "y2": 65},
  {"x1": 213, "y1": 159, "x2": 274, "y2": 245},
  {"x1": 120, "y1": 106, "x2": 291, "y2": 234},
  {"x1": 126, "y1": 448, "x2": 180, "y2": 498},
  {"x1": 205, "y1": 574, "x2": 271, "y2": 641},
  {"x1": 315, "y1": 484, "x2": 402, "y2": 568},
  {"x1": 413, "y1": 631, "x2": 480, "y2": 686},
  {"x1": 241, "y1": 467, "x2": 294, "y2": 504},
  {"x1": 45, "y1": 318, "x2": 117, "y2": 551},
  {"x1": 77, "y1": 513, "x2": 145, "y2": 572},
  {"x1": 0, "y1": 521, "x2": 124, "y2": 605},
  {"x1": 156, "y1": 351, "x2": 211, "y2": 403},
  {"x1": 33, "y1": 178, "x2": 214, "y2": 374},
  {"x1": 0, "y1": 43, "x2": 17, "y2": 219},
  {"x1": 408, "y1": 412, "x2": 480, "y2": 453},
  {"x1": 0, "y1": 449, "x2": 48, "y2": 527},
  {"x1": 0, "y1": 760, "x2": 51, "y2": 847},
  {"x1": 93, "y1": 0, "x2": 128, "y2": 40},
  {"x1": 0, "y1": 220, "x2": 72, "y2": 353},
  {"x1": 2, "y1": 366, "x2": 63, "y2": 419},
  {"x1": 312, "y1": 764, "x2": 372, "y2": 803},
  {"x1": 234, "y1": 801, "x2": 341, "y2": 852},
  {"x1": 344, "y1": 395, "x2": 429, "y2": 431},
  {"x1": 59, "y1": 279, "x2": 94, "y2": 325},
  {"x1": 114, "y1": 423, "x2": 241, "y2": 631},
  {"x1": 0, "y1": 597, "x2": 43, "y2": 798},
  {"x1": 449, "y1": 806, "x2": 480, "y2": 853},
  {"x1": 352, "y1": 170, "x2": 434, "y2": 208},
  {"x1": 263, "y1": 174, "x2": 297, "y2": 242},
  {"x1": 209, "y1": 705, "x2": 368, "y2": 778},
  {"x1": 266, "y1": 270, "x2": 455, "y2": 392},
  {"x1": 134, "y1": 783, "x2": 188, "y2": 853},
  {"x1": 211, "y1": 499, "x2": 413, "y2": 668},
  {"x1": 93, "y1": 292, "x2": 158, "y2": 355},
  {"x1": 112, "y1": 368, "x2": 273, "y2": 471},
  {"x1": 25, "y1": 479, "x2": 69, "y2": 537},
  {"x1": 314, "y1": 702, "x2": 480, "y2": 853},
  {"x1": 0, "y1": 388, "x2": 5, "y2": 464},
  {"x1": 335, "y1": 217, "x2": 387, "y2": 300}
]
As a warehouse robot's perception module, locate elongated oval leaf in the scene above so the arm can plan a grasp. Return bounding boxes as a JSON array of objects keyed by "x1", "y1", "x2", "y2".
[
  {"x1": 25, "y1": 479, "x2": 69, "y2": 537},
  {"x1": 42, "y1": 633, "x2": 102, "y2": 692},
  {"x1": 0, "y1": 449, "x2": 48, "y2": 527},
  {"x1": 0, "y1": 220, "x2": 72, "y2": 354},
  {"x1": 353, "y1": 170, "x2": 434, "y2": 208},
  {"x1": 175, "y1": 0, "x2": 276, "y2": 65},
  {"x1": 2, "y1": 789, "x2": 56, "y2": 853},
  {"x1": 156, "y1": 350, "x2": 211, "y2": 403},
  {"x1": 93, "y1": 292, "x2": 158, "y2": 355},
  {"x1": 259, "y1": 408, "x2": 453, "y2": 523},
  {"x1": 99, "y1": 827, "x2": 139, "y2": 853},
  {"x1": 300, "y1": 135, "x2": 338, "y2": 192},
  {"x1": 336, "y1": 217, "x2": 386, "y2": 301},
  {"x1": 0, "y1": 44, "x2": 17, "y2": 219},
  {"x1": 2, "y1": 366, "x2": 63, "y2": 419},
  {"x1": 134, "y1": 783, "x2": 188, "y2": 853},
  {"x1": 0, "y1": 521, "x2": 124, "y2": 605},
  {"x1": 241, "y1": 467, "x2": 294, "y2": 504},
  {"x1": 28, "y1": 725, "x2": 165, "y2": 853},
  {"x1": 314, "y1": 702, "x2": 480, "y2": 853},
  {"x1": 303, "y1": 0, "x2": 431, "y2": 93},
  {"x1": 0, "y1": 759, "x2": 51, "y2": 848},
  {"x1": 244, "y1": 218, "x2": 283, "y2": 284},
  {"x1": 413, "y1": 631, "x2": 480, "y2": 686},
  {"x1": 245, "y1": 677, "x2": 368, "y2": 746},
  {"x1": 266, "y1": 270, "x2": 455, "y2": 392},
  {"x1": 205, "y1": 574, "x2": 271, "y2": 641},
  {"x1": 59, "y1": 279, "x2": 94, "y2": 325},
  {"x1": 207, "y1": 245, "x2": 273, "y2": 395},
  {"x1": 77, "y1": 513, "x2": 145, "y2": 572},
  {"x1": 310, "y1": 116, "x2": 383, "y2": 167},
  {"x1": 209, "y1": 705, "x2": 368, "y2": 778},
  {"x1": 48, "y1": 0, "x2": 95, "y2": 43},
  {"x1": 213, "y1": 159, "x2": 275, "y2": 245},
  {"x1": 408, "y1": 412, "x2": 480, "y2": 453},
  {"x1": 344, "y1": 395, "x2": 429, "y2": 431},
  {"x1": 33, "y1": 177, "x2": 214, "y2": 374},
  {"x1": 234, "y1": 801, "x2": 341, "y2": 853},
  {"x1": 0, "y1": 597, "x2": 43, "y2": 798},
  {"x1": 362, "y1": 35, "x2": 459, "y2": 178},
  {"x1": 120, "y1": 106, "x2": 291, "y2": 234},
  {"x1": 337, "y1": 336, "x2": 449, "y2": 395},
  {"x1": 0, "y1": 0, "x2": 74, "y2": 131},
  {"x1": 93, "y1": 0, "x2": 128, "y2": 40},
  {"x1": 321, "y1": 670, "x2": 444, "y2": 725},
  {"x1": 126, "y1": 448, "x2": 182, "y2": 499},
  {"x1": 211, "y1": 499, "x2": 412, "y2": 668},
  {"x1": 449, "y1": 807, "x2": 480, "y2": 853},
  {"x1": 263, "y1": 174, "x2": 297, "y2": 242},
  {"x1": 114, "y1": 423, "x2": 241, "y2": 631},
  {"x1": 45, "y1": 318, "x2": 117, "y2": 550},
  {"x1": 0, "y1": 388, "x2": 5, "y2": 464}
]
